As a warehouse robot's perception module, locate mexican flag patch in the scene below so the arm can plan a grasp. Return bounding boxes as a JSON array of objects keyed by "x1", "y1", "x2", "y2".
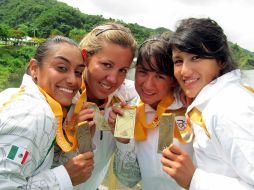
[{"x1": 7, "y1": 145, "x2": 29, "y2": 165}]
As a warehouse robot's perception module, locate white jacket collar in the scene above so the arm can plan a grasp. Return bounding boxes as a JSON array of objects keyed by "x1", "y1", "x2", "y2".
[{"x1": 187, "y1": 69, "x2": 241, "y2": 113}]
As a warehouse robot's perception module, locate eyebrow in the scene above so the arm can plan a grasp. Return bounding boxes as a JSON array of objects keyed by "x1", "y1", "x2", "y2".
[
  {"x1": 172, "y1": 54, "x2": 181, "y2": 60},
  {"x1": 55, "y1": 56, "x2": 85, "y2": 67}
]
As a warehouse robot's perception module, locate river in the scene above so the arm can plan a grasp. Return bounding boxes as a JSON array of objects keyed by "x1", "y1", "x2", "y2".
[{"x1": 242, "y1": 70, "x2": 254, "y2": 87}]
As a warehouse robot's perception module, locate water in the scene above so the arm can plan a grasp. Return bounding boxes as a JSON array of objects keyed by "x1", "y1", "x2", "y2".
[
  {"x1": 242, "y1": 70, "x2": 254, "y2": 87},
  {"x1": 126, "y1": 68, "x2": 135, "y2": 81}
]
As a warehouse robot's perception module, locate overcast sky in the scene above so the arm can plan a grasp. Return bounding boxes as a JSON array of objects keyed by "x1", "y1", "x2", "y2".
[{"x1": 58, "y1": 0, "x2": 254, "y2": 52}]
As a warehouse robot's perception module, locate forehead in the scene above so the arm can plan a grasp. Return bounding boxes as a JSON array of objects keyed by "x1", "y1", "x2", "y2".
[
  {"x1": 45, "y1": 43, "x2": 80, "y2": 58},
  {"x1": 95, "y1": 42, "x2": 133, "y2": 63},
  {"x1": 44, "y1": 43, "x2": 83, "y2": 65},
  {"x1": 138, "y1": 56, "x2": 158, "y2": 69}
]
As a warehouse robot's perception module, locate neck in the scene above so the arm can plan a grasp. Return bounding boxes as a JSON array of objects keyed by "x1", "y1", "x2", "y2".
[
  {"x1": 150, "y1": 102, "x2": 159, "y2": 110},
  {"x1": 88, "y1": 97, "x2": 104, "y2": 106}
]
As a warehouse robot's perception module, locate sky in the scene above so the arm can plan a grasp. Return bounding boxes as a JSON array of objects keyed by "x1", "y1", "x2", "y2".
[{"x1": 58, "y1": 0, "x2": 254, "y2": 52}]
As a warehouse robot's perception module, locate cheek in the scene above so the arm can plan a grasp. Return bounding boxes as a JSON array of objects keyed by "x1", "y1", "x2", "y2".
[
  {"x1": 134, "y1": 81, "x2": 140, "y2": 92},
  {"x1": 174, "y1": 68, "x2": 181, "y2": 80},
  {"x1": 116, "y1": 75, "x2": 126, "y2": 87},
  {"x1": 87, "y1": 68, "x2": 100, "y2": 82},
  {"x1": 159, "y1": 84, "x2": 171, "y2": 96},
  {"x1": 76, "y1": 78, "x2": 82, "y2": 88}
]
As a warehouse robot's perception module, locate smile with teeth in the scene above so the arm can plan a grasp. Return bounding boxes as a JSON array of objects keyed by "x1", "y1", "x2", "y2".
[
  {"x1": 100, "y1": 82, "x2": 111, "y2": 90},
  {"x1": 184, "y1": 78, "x2": 198, "y2": 84},
  {"x1": 142, "y1": 89, "x2": 155, "y2": 96},
  {"x1": 59, "y1": 87, "x2": 74, "y2": 94}
]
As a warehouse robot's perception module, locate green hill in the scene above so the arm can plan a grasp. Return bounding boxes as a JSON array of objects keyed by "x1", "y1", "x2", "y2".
[
  {"x1": 0, "y1": 0, "x2": 164, "y2": 44},
  {"x1": 0, "y1": 0, "x2": 254, "y2": 91}
]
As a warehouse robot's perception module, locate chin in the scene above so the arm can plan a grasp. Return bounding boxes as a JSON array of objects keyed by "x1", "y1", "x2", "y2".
[
  {"x1": 95, "y1": 93, "x2": 109, "y2": 100},
  {"x1": 59, "y1": 100, "x2": 72, "y2": 107}
]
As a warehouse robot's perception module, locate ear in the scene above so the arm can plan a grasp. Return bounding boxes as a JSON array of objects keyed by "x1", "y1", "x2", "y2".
[{"x1": 28, "y1": 59, "x2": 39, "y2": 81}]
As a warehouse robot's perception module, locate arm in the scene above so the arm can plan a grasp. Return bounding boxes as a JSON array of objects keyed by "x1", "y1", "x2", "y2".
[
  {"x1": 161, "y1": 111, "x2": 254, "y2": 190},
  {"x1": 161, "y1": 144, "x2": 196, "y2": 189},
  {"x1": 53, "y1": 102, "x2": 96, "y2": 186},
  {"x1": 113, "y1": 140, "x2": 141, "y2": 188},
  {"x1": 190, "y1": 109, "x2": 254, "y2": 190},
  {"x1": 108, "y1": 99, "x2": 141, "y2": 187},
  {"x1": 0, "y1": 104, "x2": 94, "y2": 189},
  {"x1": 0, "y1": 109, "x2": 73, "y2": 189}
]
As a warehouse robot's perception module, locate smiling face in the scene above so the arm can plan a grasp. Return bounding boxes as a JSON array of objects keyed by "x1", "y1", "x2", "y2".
[
  {"x1": 172, "y1": 48, "x2": 221, "y2": 98},
  {"x1": 85, "y1": 42, "x2": 133, "y2": 101},
  {"x1": 135, "y1": 57, "x2": 174, "y2": 109},
  {"x1": 30, "y1": 43, "x2": 85, "y2": 107}
]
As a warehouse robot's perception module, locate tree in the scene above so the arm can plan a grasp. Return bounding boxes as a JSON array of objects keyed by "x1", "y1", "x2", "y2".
[
  {"x1": 50, "y1": 29, "x2": 63, "y2": 36},
  {"x1": 0, "y1": 23, "x2": 11, "y2": 44},
  {"x1": 69, "y1": 28, "x2": 87, "y2": 43}
]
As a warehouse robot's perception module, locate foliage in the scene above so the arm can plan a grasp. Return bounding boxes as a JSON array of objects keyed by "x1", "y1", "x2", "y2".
[
  {"x1": 0, "y1": 23, "x2": 11, "y2": 43},
  {"x1": 0, "y1": 45, "x2": 36, "y2": 91},
  {"x1": 69, "y1": 28, "x2": 87, "y2": 43},
  {"x1": 230, "y1": 43, "x2": 254, "y2": 69},
  {"x1": 0, "y1": 0, "x2": 168, "y2": 45},
  {"x1": 0, "y1": 0, "x2": 254, "y2": 90}
]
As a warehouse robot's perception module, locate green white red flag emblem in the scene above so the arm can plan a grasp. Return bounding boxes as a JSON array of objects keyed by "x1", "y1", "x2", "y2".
[{"x1": 7, "y1": 145, "x2": 29, "y2": 165}]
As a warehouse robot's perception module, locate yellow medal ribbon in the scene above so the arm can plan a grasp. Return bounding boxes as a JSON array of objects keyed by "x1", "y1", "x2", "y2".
[
  {"x1": 188, "y1": 107, "x2": 211, "y2": 139},
  {"x1": 187, "y1": 85, "x2": 254, "y2": 140},
  {"x1": 134, "y1": 94, "x2": 175, "y2": 141},
  {"x1": 62, "y1": 81, "x2": 87, "y2": 152},
  {"x1": 38, "y1": 80, "x2": 87, "y2": 152},
  {"x1": 37, "y1": 86, "x2": 68, "y2": 150},
  {"x1": 63, "y1": 88, "x2": 87, "y2": 152},
  {"x1": 0, "y1": 86, "x2": 25, "y2": 112},
  {"x1": 244, "y1": 85, "x2": 254, "y2": 93},
  {"x1": 164, "y1": 108, "x2": 193, "y2": 144},
  {"x1": 59, "y1": 78, "x2": 121, "y2": 152}
]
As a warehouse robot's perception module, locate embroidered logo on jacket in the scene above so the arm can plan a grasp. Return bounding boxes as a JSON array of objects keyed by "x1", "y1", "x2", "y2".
[{"x1": 6, "y1": 145, "x2": 29, "y2": 165}]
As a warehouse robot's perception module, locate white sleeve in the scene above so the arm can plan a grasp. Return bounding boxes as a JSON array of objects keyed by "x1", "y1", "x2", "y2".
[
  {"x1": 0, "y1": 100, "x2": 73, "y2": 190},
  {"x1": 190, "y1": 107, "x2": 254, "y2": 190},
  {"x1": 52, "y1": 165, "x2": 73, "y2": 190},
  {"x1": 190, "y1": 169, "x2": 254, "y2": 190},
  {"x1": 114, "y1": 140, "x2": 141, "y2": 188},
  {"x1": 117, "y1": 79, "x2": 139, "y2": 105}
]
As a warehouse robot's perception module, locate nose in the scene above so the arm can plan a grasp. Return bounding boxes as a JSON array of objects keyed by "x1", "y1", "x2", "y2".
[
  {"x1": 180, "y1": 61, "x2": 192, "y2": 76},
  {"x1": 106, "y1": 70, "x2": 119, "y2": 85},
  {"x1": 143, "y1": 74, "x2": 154, "y2": 89},
  {"x1": 66, "y1": 72, "x2": 79, "y2": 86}
]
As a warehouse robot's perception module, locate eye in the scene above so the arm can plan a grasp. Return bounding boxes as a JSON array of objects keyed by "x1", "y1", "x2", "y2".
[
  {"x1": 156, "y1": 74, "x2": 167, "y2": 80},
  {"x1": 102, "y1": 62, "x2": 112, "y2": 69},
  {"x1": 192, "y1": 55, "x2": 201, "y2": 61},
  {"x1": 119, "y1": 68, "x2": 128, "y2": 75},
  {"x1": 136, "y1": 68, "x2": 147, "y2": 75},
  {"x1": 56, "y1": 65, "x2": 68, "y2": 72},
  {"x1": 75, "y1": 70, "x2": 83, "y2": 77},
  {"x1": 173, "y1": 59, "x2": 183, "y2": 65}
]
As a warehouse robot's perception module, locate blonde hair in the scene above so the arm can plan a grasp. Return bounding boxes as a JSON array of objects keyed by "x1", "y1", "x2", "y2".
[{"x1": 79, "y1": 22, "x2": 137, "y2": 59}]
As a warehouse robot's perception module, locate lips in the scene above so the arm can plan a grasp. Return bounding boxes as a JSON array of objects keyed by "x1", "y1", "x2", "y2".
[
  {"x1": 99, "y1": 82, "x2": 112, "y2": 90},
  {"x1": 139, "y1": 88, "x2": 156, "y2": 100},
  {"x1": 58, "y1": 87, "x2": 75, "y2": 94},
  {"x1": 142, "y1": 89, "x2": 155, "y2": 96},
  {"x1": 184, "y1": 78, "x2": 198, "y2": 85}
]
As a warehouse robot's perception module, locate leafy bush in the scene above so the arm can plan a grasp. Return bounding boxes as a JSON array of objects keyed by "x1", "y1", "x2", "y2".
[{"x1": 0, "y1": 45, "x2": 35, "y2": 90}]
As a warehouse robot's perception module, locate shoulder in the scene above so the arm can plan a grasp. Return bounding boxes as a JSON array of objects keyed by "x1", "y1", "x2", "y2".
[
  {"x1": 1, "y1": 88, "x2": 55, "y2": 124},
  {"x1": 116, "y1": 79, "x2": 139, "y2": 104},
  {"x1": 119, "y1": 79, "x2": 135, "y2": 91},
  {"x1": 0, "y1": 88, "x2": 19, "y2": 105}
]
